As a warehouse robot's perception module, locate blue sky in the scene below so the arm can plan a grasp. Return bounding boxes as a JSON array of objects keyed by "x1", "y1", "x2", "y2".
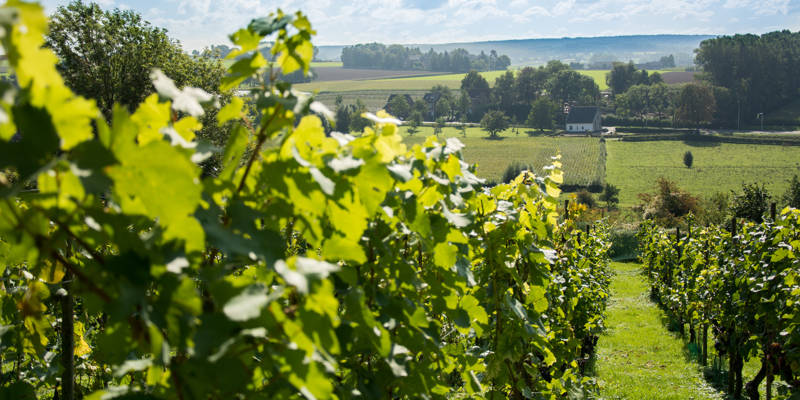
[{"x1": 40, "y1": 0, "x2": 798, "y2": 51}]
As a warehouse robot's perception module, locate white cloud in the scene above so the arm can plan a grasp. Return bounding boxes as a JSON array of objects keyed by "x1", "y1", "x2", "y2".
[
  {"x1": 509, "y1": 0, "x2": 527, "y2": 7},
  {"x1": 551, "y1": 0, "x2": 575, "y2": 16},
  {"x1": 754, "y1": 0, "x2": 789, "y2": 15},
  {"x1": 723, "y1": 0, "x2": 750, "y2": 8},
  {"x1": 94, "y1": 0, "x2": 114, "y2": 5}
]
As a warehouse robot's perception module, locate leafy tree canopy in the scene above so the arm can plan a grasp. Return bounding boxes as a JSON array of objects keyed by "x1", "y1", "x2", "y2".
[{"x1": 480, "y1": 109, "x2": 510, "y2": 137}]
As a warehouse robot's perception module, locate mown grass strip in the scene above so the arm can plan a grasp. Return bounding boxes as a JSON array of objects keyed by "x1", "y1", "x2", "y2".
[{"x1": 593, "y1": 262, "x2": 724, "y2": 400}]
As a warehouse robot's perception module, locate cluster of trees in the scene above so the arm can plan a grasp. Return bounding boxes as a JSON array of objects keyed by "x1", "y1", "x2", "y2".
[
  {"x1": 493, "y1": 61, "x2": 600, "y2": 108},
  {"x1": 695, "y1": 30, "x2": 800, "y2": 125},
  {"x1": 606, "y1": 61, "x2": 664, "y2": 94},
  {"x1": 340, "y1": 43, "x2": 510, "y2": 72}
]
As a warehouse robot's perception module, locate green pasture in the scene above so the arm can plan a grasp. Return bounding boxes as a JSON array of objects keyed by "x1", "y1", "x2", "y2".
[
  {"x1": 311, "y1": 61, "x2": 342, "y2": 68},
  {"x1": 398, "y1": 128, "x2": 603, "y2": 185},
  {"x1": 605, "y1": 139, "x2": 800, "y2": 208},
  {"x1": 313, "y1": 90, "x2": 428, "y2": 112},
  {"x1": 295, "y1": 78, "x2": 466, "y2": 92},
  {"x1": 576, "y1": 70, "x2": 609, "y2": 90}
]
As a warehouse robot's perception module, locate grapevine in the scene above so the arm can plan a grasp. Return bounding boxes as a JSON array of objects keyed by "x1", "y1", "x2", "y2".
[
  {"x1": 0, "y1": 2, "x2": 613, "y2": 399},
  {"x1": 639, "y1": 209, "x2": 800, "y2": 399}
]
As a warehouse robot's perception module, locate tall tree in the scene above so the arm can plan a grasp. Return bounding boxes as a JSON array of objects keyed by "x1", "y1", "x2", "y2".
[
  {"x1": 46, "y1": 1, "x2": 223, "y2": 121},
  {"x1": 436, "y1": 98, "x2": 451, "y2": 120},
  {"x1": 606, "y1": 61, "x2": 637, "y2": 95},
  {"x1": 46, "y1": 1, "x2": 235, "y2": 177},
  {"x1": 515, "y1": 66, "x2": 546, "y2": 104},
  {"x1": 389, "y1": 94, "x2": 410, "y2": 118},
  {"x1": 526, "y1": 98, "x2": 558, "y2": 131},
  {"x1": 675, "y1": 83, "x2": 716, "y2": 130},
  {"x1": 493, "y1": 71, "x2": 516, "y2": 110},
  {"x1": 480, "y1": 110, "x2": 510, "y2": 137},
  {"x1": 458, "y1": 89, "x2": 471, "y2": 116},
  {"x1": 461, "y1": 70, "x2": 489, "y2": 90}
]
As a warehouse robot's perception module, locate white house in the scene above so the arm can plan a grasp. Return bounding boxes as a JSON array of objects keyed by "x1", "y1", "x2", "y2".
[{"x1": 565, "y1": 106, "x2": 601, "y2": 133}]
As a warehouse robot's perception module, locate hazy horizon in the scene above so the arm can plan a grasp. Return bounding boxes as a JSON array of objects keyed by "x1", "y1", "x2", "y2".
[{"x1": 40, "y1": 0, "x2": 797, "y2": 51}]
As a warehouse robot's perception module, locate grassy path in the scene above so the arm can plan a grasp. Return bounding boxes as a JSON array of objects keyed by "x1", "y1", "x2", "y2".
[{"x1": 593, "y1": 262, "x2": 723, "y2": 399}]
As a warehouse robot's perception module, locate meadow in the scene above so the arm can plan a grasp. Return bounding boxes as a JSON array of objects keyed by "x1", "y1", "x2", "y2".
[
  {"x1": 398, "y1": 127, "x2": 604, "y2": 186},
  {"x1": 605, "y1": 139, "x2": 800, "y2": 208},
  {"x1": 294, "y1": 68, "x2": 693, "y2": 94}
]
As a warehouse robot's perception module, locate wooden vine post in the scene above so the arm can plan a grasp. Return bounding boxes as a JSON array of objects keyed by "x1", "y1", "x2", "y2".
[
  {"x1": 61, "y1": 269, "x2": 75, "y2": 400},
  {"x1": 771, "y1": 202, "x2": 777, "y2": 221}
]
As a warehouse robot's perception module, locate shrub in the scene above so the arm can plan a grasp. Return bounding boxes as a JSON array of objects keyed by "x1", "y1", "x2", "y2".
[
  {"x1": 700, "y1": 191, "x2": 729, "y2": 227},
  {"x1": 632, "y1": 177, "x2": 701, "y2": 228},
  {"x1": 728, "y1": 182, "x2": 772, "y2": 223},
  {"x1": 782, "y1": 175, "x2": 800, "y2": 209},
  {"x1": 501, "y1": 161, "x2": 532, "y2": 184},
  {"x1": 575, "y1": 189, "x2": 596, "y2": 208},
  {"x1": 598, "y1": 183, "x2": 620, "y2": 209},
  {"x1": 683, "y1": 150, "x2": 693, "y2": 168}
]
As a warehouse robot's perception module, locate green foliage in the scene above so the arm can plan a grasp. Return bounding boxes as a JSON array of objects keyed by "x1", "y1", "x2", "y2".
[
  {"x1": 728, "y1": 181, "x2": 772, "y2": 223},
  {"x1": 781, "y1": 175, "x2": 800, "y2": 209},
  {"x1": 435, "y1": 98, "x2": 451, "y2": 120},
  {"x1": 633, "y1": 177, "x2": 701, "y2": 228},
  {"x1": 407, "y1": 111, "x2": 422, "y2": 134},
  {"x1": 500, "y1": 161, "x2": 531, "y2": 184},
  {"x1": 0, "y1": 4, "x2": 616, "y2": 400},
  {"x1": 460, "y1": 69, "x2": 489, "y2": 90},
  {"x1": 638, "y1": 210, "x2": 800, "y2": 399},
  {"x1": 599, "y1": 183, "x2": 620, "y2": 209},
  {"x1": 700, "y1": 191, "x2": 729, "y2": 227},
  {"x1": 575, "y1": 189, "x2": 596, "y2": 208},
  {"x1": 480, "y1": 110, "x2": 510, "y2": 137},
  {"x1": 675, "y1": 83, "x2": 716, "y2": 129},
  {"x1": 695, "y1": 31, "x2": 800, "y2": 125},
  {"x1": 526, "y1": 98, "x2": 559, "y2": 131},
  {"x1": 389, "y1": 93, "x2": 410, "y2": 118},
  {"x1": 683, "y1": 150, "x2": 693, "y2": 168}
]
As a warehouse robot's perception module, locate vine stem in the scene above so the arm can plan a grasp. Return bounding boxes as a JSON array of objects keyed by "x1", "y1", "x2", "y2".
[
  {"x1": 51, "y1": 251, "x2": 112, "y2": 302},
  {"x1": 236, "y1": 104, "x2": 282, "y2": 195}
]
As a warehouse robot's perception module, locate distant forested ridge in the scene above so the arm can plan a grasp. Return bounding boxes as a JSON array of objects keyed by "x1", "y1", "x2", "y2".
[
  {"x1": 695, "y1": 30, "x2": 800, "y2": 123},
  {"x1": 340, "y1": 43, "x2": 510, "y2": 72}
]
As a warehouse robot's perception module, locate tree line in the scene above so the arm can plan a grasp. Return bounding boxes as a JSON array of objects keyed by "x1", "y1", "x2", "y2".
[
  {"x1": 695, "y1": 30, "x2": 800, "y2": 125},
  {"x1": 340, "y1": 43, "x2": 510, "y2": 72}
]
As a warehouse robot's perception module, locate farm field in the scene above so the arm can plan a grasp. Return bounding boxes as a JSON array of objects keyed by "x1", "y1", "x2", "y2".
[
  {"x1": 314, "y1": 90, "x2": 428, "y2": 112},
  {"x1": 313, "y1": 68, "x2": 445, "y2": 82},
  {"x1": 605, "y1": 139, "x2": 800, "y2": 208},
  {"x1": 296, "y1": 68, "x2": 689, "y2": 93},
  {"x1": 398, "y1": 128, "x2": 604, "y2": 186},
  {"x1": 576, "y1": 70, "x2": 609, "y2": 90}
]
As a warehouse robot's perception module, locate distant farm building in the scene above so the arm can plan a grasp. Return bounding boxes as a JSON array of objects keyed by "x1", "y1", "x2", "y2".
[
  {"x1": 566, "y1": 106, "x2": 601, "y2": 133},
  {"x1": 468, "y1": 88, "x2": 491, "y2": 114},
  {"x1": 422, "y1": 92, "x2": 442, "y2": 119}
]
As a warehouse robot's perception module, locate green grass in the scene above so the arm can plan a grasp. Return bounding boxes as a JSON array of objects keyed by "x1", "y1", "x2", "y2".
[
  {"x1": 576, "y1": 70, "x2": 609, "y2": 90},
  {"x1": 605, "y1": 140, "x2": 800, "y2": 208},
  {"x1": 311, "y1": 61, "x2": 343, "y2": 68},
  {"x1": 594, "y1": 262, "x2": 723, "y2": 399},
  {"x1": 295, "y1": 79, "x2": 469, "y2": 92},
  {"x1": 313, "y1": 90, "x2": 429, "y2": 112},
  {"x1": 399, "y1": 128, "x2": 603, "y2": 185},
  {"x1": 595, "y1": 262, "x2": 773, "y2": 399}
]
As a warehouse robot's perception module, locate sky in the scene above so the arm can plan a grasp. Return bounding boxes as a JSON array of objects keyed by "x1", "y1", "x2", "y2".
[{"x1": 40, "y1": 0, "x2": 799, "y2": 51}]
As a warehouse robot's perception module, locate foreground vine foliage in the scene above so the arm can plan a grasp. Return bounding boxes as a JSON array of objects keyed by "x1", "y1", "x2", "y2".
[
  {"x1": 639, "y1": 210, "x2": 800, "y2": 400},
  {"x1": 0, "y1": 2, "x2": 612, "y2": 399}
]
